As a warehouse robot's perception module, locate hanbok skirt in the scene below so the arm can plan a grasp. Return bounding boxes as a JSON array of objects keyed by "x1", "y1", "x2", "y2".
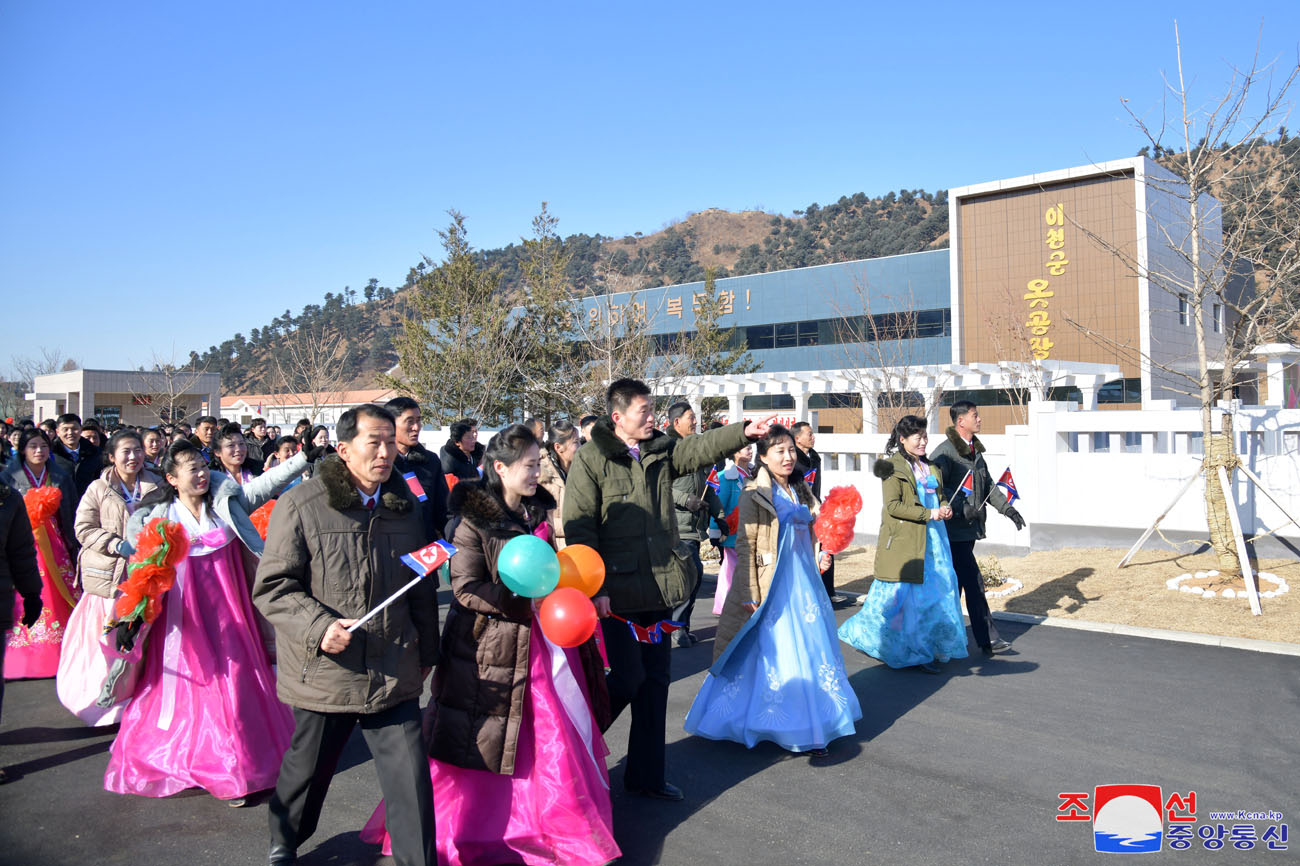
[
  {"x1": 712, "y1": 547, "x2": 737, "y2": 616},
  {"x1": 686, "y1": 499, "x2": 860, "y2": 752},
  {"x1": 57, "y1": 592, "x2": 134, "y2": 726},
  {"x1": 362, "y1": 626, "x2": 620, "y2": 866},
  {"x1": 104, "y1": 539, "x2": 293, "y2": 799},
  {"x1": 4, "y1": 517, "x2": 78, "y2": 680},
  {"x1": 838, "y1": 495, "x2": 970, "y2": 668}
]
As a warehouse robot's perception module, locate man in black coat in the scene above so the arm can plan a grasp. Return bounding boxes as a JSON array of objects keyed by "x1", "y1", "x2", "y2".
[
  {"x1": 791, "y1": 421, "x2": 847, "y2": 605},
  {"x1": 929, "y1": 401, "x2": 1025, "y2": 657},
  {"x1": 385, "y1": 397, "x2": 449, "y2": 544},
  {"x1": 439, "y1": 419, "x2": 484, "y2": 483},
  {"x1": 1, "y1": 477, "x2": 44, "y2": 777},
  {"x1": 49, "y1": 413, "x2": 101, "y2": 501}
]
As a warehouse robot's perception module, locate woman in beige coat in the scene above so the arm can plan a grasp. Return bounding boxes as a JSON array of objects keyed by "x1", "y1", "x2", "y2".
[
  {"x1": 58, "y1": 429, "x2": 160, "y2": 725},
  {"x1": 686, "y1": 425, "x2": 860, "y2": 757},
  {"x1": 538, "y1": 419, "x2": 580, "y2": 548}
]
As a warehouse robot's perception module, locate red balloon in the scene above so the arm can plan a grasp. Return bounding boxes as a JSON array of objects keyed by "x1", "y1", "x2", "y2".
[{"x1": 539, "y1": 587, "x2": 598, "y2": 648}]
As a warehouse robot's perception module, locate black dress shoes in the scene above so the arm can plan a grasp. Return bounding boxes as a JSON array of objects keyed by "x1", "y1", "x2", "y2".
[
  {"x1": 269, "y1": 842, "x2": 296, "y2": 865},
  {"x1": 629, "y1": 781, "x2": 684, "y2": 801},
  {"x1": 987, "y1": 638, "x2": 1012, "y2": 655}
]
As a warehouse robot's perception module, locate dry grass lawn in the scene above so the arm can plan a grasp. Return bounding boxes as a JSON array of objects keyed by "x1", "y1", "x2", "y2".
[{"x1": 831, "y1": 545, "x2": 1300, "y2": 645}]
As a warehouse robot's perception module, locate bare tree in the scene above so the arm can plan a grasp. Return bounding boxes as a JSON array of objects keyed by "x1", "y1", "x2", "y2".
[
  {"x1": 981, "y1": 283, "x2": 1072, "y2": 426},
  {"x1": 1072, "y1": 22, "x2": 1300, "y2": 584},
  {"x1": 11, "y1": 347, "x2": 74, "y2": 393},
  {"x1": 128, "y1": 350, "x2": 211, "y2": 426},
  {"x1": 269, "y1": 322, "x2": 352, "y2": 425},
  {"x1": 568, "y1": 260, "x2": 668, "y2": 413},
  {"x1": 830, "y1": 279, "x2": 949, "y2": 432}
]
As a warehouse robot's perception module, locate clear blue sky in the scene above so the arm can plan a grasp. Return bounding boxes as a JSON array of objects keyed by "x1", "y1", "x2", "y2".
[{"x1": 2, "y1": 1, "x2": 1297, "y2": 375}]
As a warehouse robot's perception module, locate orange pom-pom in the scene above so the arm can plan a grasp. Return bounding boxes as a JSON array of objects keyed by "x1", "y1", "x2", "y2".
[
  {"x1": 159, "y1": 520, "x2": 189, "y2": 566},
  {"x1": 24, "y1": 485, "x2": 63, "y2": 525}
]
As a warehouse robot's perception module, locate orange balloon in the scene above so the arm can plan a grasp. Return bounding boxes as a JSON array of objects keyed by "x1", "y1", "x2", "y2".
[{"x1": 556, "y1": 544, "x2": 605, "y2": 597}]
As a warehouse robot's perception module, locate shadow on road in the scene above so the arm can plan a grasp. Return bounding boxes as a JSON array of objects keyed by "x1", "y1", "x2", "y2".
[
  {"x1": 1003, "y1": 567, "x2": 1099, "y2": 616},
  {"x1": 2, "y1": 739, "x2": 113, "y2": 781},
  {"x1": 297, "y1": 831, "x2": 380, "y2": 866},
  {"x1": 0, "y1": 723, "x2": 117, "y2": 746}
]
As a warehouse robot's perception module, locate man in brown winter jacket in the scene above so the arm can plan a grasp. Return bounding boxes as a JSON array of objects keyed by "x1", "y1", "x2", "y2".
[{"x1": 254, "y1": 405, "x2": 438, "y2": 866}]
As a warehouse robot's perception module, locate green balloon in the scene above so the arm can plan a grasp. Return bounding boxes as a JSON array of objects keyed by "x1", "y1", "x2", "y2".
[{"x1": 497, "y1": 535, "x2": 560, "y2": 598}]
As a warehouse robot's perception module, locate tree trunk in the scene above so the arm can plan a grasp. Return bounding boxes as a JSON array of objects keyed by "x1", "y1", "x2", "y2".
[{"x1": 1204, "y1": 417, "x2": 1241, "y2": 577}]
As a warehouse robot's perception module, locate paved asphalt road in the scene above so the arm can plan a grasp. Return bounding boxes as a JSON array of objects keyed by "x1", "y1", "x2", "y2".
[{"x1": 1, "y1": 578, "x2": 1295, "y2": 866}]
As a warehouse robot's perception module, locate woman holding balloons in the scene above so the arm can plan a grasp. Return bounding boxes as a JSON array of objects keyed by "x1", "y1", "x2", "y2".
[{"x1": 361, "y1": 424, "x2": 619, "y2": 866}]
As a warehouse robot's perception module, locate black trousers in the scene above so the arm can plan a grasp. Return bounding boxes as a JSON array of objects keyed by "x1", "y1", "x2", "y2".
[
  {"x1": 669, "y1": 541, "x2": 704, "y2": 633},
  {"x1": 269, "y1": 699, "x2": 434, "y2": 866},
  {"x1": 601, "y1": 608, "x2": 672, "y2": 792},
  {"x1": 949, "y1": 539, "x2": 1001, "y2": 650}
]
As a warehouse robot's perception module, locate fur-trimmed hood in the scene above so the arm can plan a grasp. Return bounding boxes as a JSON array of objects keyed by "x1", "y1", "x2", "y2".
[
  {"x1": 449, "y1": 479, "x2": 555, "y2": 532},
  {"x1": 874, "y1": 451, "x2": 928, "y2": 481},
  {"x1": 588, "y1": 417, "x2": 671, "y2": 461},
  {"x1": 945, "y1": 425, "x2": 983, "y2": 459},
  {"x1": 316, "y1": 454, "x2": 413, "y2": 514}
]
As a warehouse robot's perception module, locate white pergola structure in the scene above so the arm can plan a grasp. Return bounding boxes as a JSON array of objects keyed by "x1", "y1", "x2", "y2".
[{"x1": 655, "y1": 361, "x2": 1124, "y2": 432}]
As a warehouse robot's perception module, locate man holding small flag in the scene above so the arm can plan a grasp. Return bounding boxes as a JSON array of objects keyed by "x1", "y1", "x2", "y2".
[
  {"x1": 255, "y1": 404, "x2": 439, "y2": 866},
  {"x1": 929, "y1": 401, "x2": 1025, "y2": 658}
]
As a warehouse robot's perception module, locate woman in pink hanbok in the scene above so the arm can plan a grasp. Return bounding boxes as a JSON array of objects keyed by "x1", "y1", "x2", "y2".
[
  {"x1": 361, "y1": 424, "x2": 618, "y2": 866},
  {"x1": 3, "y1": 429, "x2": 80, "y2": 680},
  {"x1": 103, "y1": 439, "x2": 306, "y2": 805}
]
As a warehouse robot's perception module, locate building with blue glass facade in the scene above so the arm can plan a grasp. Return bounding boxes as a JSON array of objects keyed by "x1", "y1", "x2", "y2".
[{"x1": 573, "y1": 248, "x2": 952, "y2": 373}]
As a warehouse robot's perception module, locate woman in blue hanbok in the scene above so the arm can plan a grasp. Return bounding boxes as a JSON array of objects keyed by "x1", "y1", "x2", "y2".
[
  {"x1": 686, "y1": 425, "x2": 861, "y2": 757},
  {"x1": 838, "y1": 414, "x2": 969, "y2": 673}
]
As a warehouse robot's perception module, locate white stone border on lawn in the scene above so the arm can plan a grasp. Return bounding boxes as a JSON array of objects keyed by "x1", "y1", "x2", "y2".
[
  {"x1": 1165, "y1": 571, "x2": 1290, "y2": 600},
  {"x1": 985, "y1": 578, "x2": 1023, "y2": 599}
]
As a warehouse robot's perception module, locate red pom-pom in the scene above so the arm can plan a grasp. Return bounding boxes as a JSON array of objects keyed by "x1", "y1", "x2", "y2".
[
  {"x1": 823, "y1": 485, "x2": 863, "y2": 516},
  {"x1": 814, "y1": 485, "x2": 865, "y2": 555},
  {"x1": 249, "y1": 499, "x2": 277, "y2": 541},
  {"x1": 24, "y1": 486, "x2": 63, "y2": 526}
]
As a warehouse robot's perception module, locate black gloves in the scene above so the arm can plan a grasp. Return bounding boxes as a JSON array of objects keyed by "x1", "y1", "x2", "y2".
[
  {"x1": 21, "y1": 595, "x2": 42, "y2": 629},
  {"x1": 304, "y1": 445, "x2": 328, "y2": 462},
  {"x1": 1006, "y1": 507, "x2": 1025, "y2": 530},
  {"x1": 114, "y1": 619, "x2": 143, "y2": 654}
]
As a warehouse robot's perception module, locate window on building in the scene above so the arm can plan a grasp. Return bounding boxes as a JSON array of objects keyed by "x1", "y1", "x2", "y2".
[
  {"x1": 1097, "y1": 378, "x2": 1141, "y2": 404},
  {"x1": 809, "y1": 393, "x2": 862, "y2": 409},
  {"x1": 1213, "y1": 303, "x2": 1223, "y2": 334},
  {"x1": 742, "y1": 394, "x2": 795, "y2": 411},
  {"x1": 95, "y1": 406, "x2": 122, "y2": 427},
  {"x1": 1178, "y1": 294, "x2": 1189, "y2": 326},
  {"x1": 746, "y1": 324, "x2": 776, "y2": 350}
]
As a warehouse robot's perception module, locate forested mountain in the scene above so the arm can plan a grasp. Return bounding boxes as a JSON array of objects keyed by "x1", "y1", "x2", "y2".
[{"x1": 195, "y1": 137, "x2": 1295, "y2": 395}]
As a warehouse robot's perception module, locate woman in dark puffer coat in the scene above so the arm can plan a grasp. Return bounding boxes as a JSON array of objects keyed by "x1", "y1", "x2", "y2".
[{"x1": 362, "y1": 424, "x2": 617, "y2": 866}]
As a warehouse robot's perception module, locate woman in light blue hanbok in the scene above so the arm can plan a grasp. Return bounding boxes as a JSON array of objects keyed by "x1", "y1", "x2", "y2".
[
  {"x1": 686, "y1": 425, "x2": 861, "y2": 757},
  {"x1": 838, "y1": 415, "x2": 969, "y2": 673}
]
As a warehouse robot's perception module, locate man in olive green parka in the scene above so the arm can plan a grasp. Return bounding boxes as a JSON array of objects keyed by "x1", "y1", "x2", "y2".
[{"x1": 564, "y1": 379, "x2": 773, "y2": 801}]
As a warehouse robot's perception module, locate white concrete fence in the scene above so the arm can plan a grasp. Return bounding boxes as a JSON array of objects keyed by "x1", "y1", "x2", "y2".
[
  {"x1": 816, "y1": 401, "x2": 1300, "y2": 555},
  {"x1": 418, "y1": 402, "x2": 1300, "y2": 556}
]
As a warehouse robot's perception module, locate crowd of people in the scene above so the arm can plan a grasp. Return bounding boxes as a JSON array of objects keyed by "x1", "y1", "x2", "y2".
[{"x1": 0, "y1": 387, "x2": 1024, "y2": 865}]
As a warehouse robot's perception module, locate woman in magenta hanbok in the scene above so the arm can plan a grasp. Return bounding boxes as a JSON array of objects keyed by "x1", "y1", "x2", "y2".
[
  {"x1": 103, "y1": 439, "x2": 306, "y2": 805},
  {"x1": 362, "y1": 424, "x2": 618, "y2": 866},
  {"x1": 3, "y1": 429, "x2": 80, "y2": 680}
]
